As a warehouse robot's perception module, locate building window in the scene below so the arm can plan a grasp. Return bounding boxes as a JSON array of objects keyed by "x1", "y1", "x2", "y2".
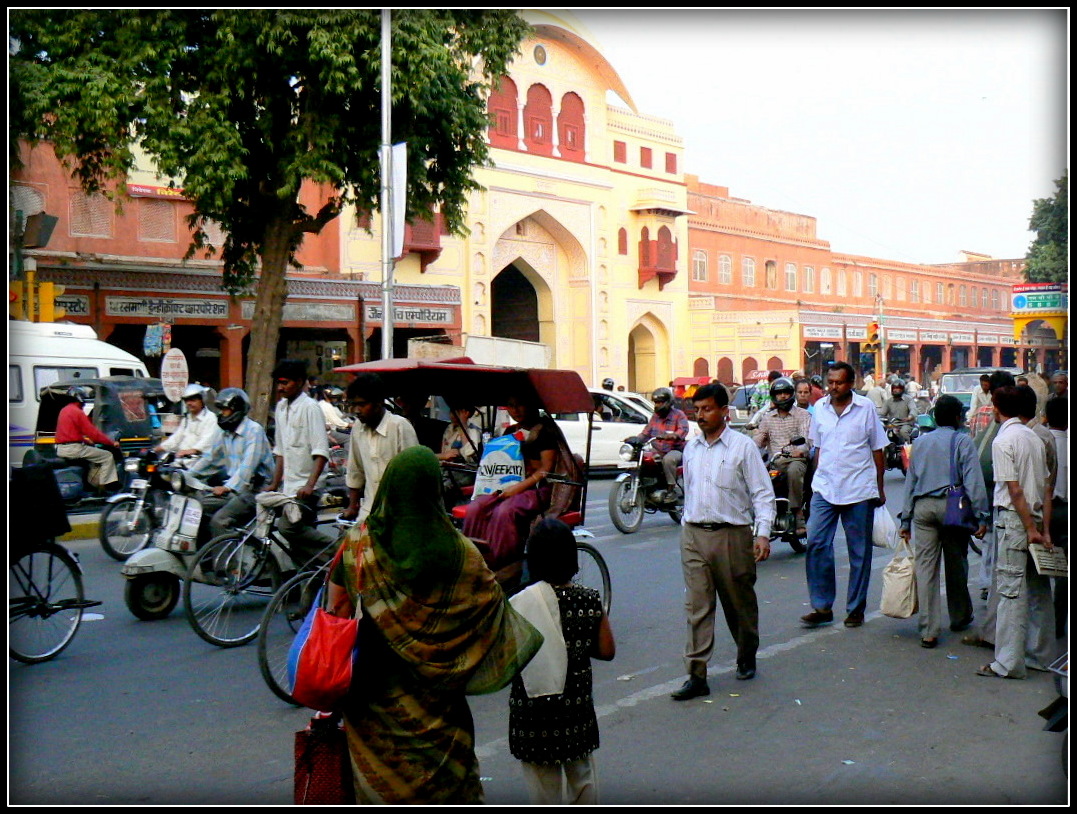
[
  {"x1": 12, "y1": 184, "x2": 45, "y2": 217},
  {"x1": 692, "y1": 250, "x2": 708, "y2": 281},
  {"x1": 981, "y1": 287, "x2": 989, "y2": 310},
  {"x1": 785, "y1": 263, "x2": 797, "y2": 292},
  {"x1": 718, "y1": 254, "x2": 732, "y2": 285},
  {"x1": 557, "y1": 92, "x2": 585, "y2": 162},
  {"x1": 895, "y1": 277, "x2": 905, "y2": 301},
  {"x1": 868, "y1": 274, "x2": 879, "y2": 298},
  {"x1": 765, "y1": 261, "x2": 778, "y2": 289},
  {"x1": 138, "y1": 199, "x2": 177, "y2": 243},
  {"x1": 936, "y1": 282, "x2": 944, "y2": 304},
  {"x1": 803, "y1": 265, "x2": 814, "y2": 293},
  {"x1": 910, "y1": 279, "x2": 920, "y2": 303},
  {"x1": 523, "y1": 84, "x2": 553, "y2": 155},
  {"x1": 991, "y1": 289, "x2": 1000, "y2": 310},
  {"x1": 665, "y1": 152, "x2": 677, "y2": 174},
  {"x1": 70, "y1": 191, "x2": 112, "y2": 238},
  {"x1": 488, "y1": 76, "x2": 518, "y2": 150},
  {"x1": 640, "y1": 147, "x2": 652, "y2": 169},
  {"x1": 947, "y1": 284, "x2": 955, "y2": 305},
  {"x1": 613, "y1": 140, "x2": 626, "y2": 163},
  {"x1": 742, "y1": 257, "x2": 756, "y2": 287},
  {"x1": 853, "y1": 272, "x2": 863, "y2": 298},
  {"x1": 618, "y1": 228, "x2": 628, "y2": 255},
  {"x1": 820, "y1": 267, "x2": 832, "y2": 295},
  {"x1": 959, "y1": 285, "x2": 967, "y2": 307},
  {"x1": 882, "y1": 275, "x2": 893, "y2": 300},
  {"x1": 836, "y1": 269, "x2": 847, "y2": 296}
]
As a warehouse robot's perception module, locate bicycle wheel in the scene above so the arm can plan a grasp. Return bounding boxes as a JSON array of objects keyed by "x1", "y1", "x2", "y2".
[
  {"x1": 9, "y1": 544, "x2": 85, "y2": 663},
  {"x1": 183, "y1": 531, "x2": 281, "y2": 647},
  {"x1": 257, "y1": 568, "x2": 324, "y2": 705},
  {"x1": 99, "y1": 497, "x2": 155, "y2": 561},
  {"x1": 574, "y1": 541, "x2": 612, "y2": 616}
]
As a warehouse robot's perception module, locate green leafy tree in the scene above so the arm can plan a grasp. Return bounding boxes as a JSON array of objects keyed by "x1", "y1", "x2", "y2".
[
  {"x1": 1024, "y1": 171, "x2": 1068, "y2": 284},
  {"x1": 10, "y1": 9, "x2": 530, "y2": 421}
]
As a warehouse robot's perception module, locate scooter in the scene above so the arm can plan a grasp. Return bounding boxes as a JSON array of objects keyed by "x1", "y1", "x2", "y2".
[
  {"x1": 765, "y1": 437, "x2": 809, "y2": 553},
  {"x1": 608, "y1": 437, "x2": 684, "y2": 534},
  {"x1": 120, "y1": 470, "x2": 211, "y2": 620}
]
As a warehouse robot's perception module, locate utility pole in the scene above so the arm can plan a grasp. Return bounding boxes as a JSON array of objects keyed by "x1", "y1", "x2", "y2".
[{"x1": 379, "y1": 8, "x2": 394, "y2": 360}]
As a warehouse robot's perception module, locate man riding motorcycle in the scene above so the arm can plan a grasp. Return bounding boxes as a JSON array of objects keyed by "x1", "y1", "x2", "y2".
[
  {"x1": 155, "y1": 383, "x2": 219, "y2": 461},
  {"x1": 185, "y1": 387, "x2": 275, "y2": 539},
  {"x1": 753, "y1": 377, "x2": 812, "y2": 534},
  {"x1": 877, "y1": 378, "x2": 919, "y2": 444},
  {"x1": 625, "y1": 387, "x2": 688, "y2": 504}
]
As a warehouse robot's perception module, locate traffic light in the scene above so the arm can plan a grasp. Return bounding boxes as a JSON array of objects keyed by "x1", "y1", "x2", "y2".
[{"x1": 863, "y1": 321, "x2": 881, "y2": 354}]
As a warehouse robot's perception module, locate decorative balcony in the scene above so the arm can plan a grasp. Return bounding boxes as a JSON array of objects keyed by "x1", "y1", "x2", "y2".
[
  {"x1": 401, "y1": 213, "x2": 443, "y2": 272},
  {"x1": 638, "y1": 232, "x2": 679, "y2": 290}
]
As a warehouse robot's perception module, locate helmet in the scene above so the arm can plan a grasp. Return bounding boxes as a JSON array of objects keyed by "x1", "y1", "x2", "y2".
[
  {"x1": 602, "y1": 378, "x2": 615, "y2": 391},
  {"x1": 770, "y1": 377, "x2": 796, "y2": 411},
  {"x1": 651, "y1": 387, "x2": 673, "y2": 405},
  {"x1": 810, "y1": 374, "x2": 823, "y2": 388},
  {"x1": 67, "y1": 384, "x2": 92, "y2": 403},
  {"x1": 182, "y1": 383, "x2": 206, "y2": 402},
  {"x1": 323, "y1": 385, "x2": 344, "y2": 401},
  {"x1": 215, "y1": 387, "x2": 251, "y2": 431},
  {"x1": 890, "y1": 378, "x2": 906, "y2": 393}
]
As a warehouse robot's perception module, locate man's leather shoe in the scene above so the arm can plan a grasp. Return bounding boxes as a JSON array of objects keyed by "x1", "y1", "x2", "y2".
[
  {"x1": 671, "y1": 676, "x2": 710, "y2": 700},
  {"x1": 843, "y1": 611, "x2": 865, "y2": 628},
  {"x1": 800, "y1": 609, "x2": 834, "y2": 627},
  {"x1": 736, "y1": 662, "x2": 756, "y2": 680}
]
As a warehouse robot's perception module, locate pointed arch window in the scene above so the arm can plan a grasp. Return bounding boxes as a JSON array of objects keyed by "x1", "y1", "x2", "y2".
[
  {"x1": 488, "y1": 76, "x2": 518, "y2": 151},
  {"x1": 524, "y1": 84, "x2": 553, "y2": 156},
  {"x1": 557, "y1": 92, "x2": 585, "y2": 162}
]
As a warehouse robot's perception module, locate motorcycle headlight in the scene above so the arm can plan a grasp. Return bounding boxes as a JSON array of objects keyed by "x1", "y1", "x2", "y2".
[
  {"x1": 618, "y1": 443, "x2": 636, "y2": 462},
  {"x1": 124, "y1": 458, "x2": 140, "y2": 473},
  {"x1": 170, "y1": 470, "x2": 184, "y2": 491}
]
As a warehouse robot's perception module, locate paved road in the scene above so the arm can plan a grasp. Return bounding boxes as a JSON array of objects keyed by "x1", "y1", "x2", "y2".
[{"x1": 9, "y1": 473, "x2": 1068, "y2": 804}]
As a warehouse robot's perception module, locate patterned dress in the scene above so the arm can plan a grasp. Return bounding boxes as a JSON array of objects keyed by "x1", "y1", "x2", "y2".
[{"x1": 509, "y1": 584, "x2": 602, "y2": 765}]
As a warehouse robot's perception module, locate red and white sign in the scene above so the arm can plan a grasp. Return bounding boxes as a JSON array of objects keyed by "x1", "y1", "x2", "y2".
[{"x1": 160, "y1": 348, "x2": 190, "y2": 402}]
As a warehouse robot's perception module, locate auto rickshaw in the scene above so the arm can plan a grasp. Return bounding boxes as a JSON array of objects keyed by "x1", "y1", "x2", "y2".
[
  {"x1": 23, "y1": 376, "x2": 179, "y2": 506},
  {"x1": 332, "y1": 357, "x2": 611, "y2": 613}
]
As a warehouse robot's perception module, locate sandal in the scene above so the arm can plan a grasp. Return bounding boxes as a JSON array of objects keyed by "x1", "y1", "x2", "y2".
[
  {"x1": 920, "y1": 638, "x2": 938, "y2": 649},
  {"x1": 975, "y1": 663, "x2": 1005, "y2": 678}
]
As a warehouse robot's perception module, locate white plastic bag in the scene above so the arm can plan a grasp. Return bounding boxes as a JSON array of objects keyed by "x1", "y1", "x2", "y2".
[
  {"x1": 880, "y1": 538, "x2": 918, "y2": 619},
  {"x1": 872, "y1": 506, "x2": 897, "y2": 549}
]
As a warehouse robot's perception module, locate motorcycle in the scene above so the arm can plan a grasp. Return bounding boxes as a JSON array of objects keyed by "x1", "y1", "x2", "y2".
[
  {"x1": 608, "y1": 437, "x2": 684, "y2": 534},
  {"x1": 120, "y1": 469, "x2": 212, "y2": 620},
  {"x1": 98, "y1": 451, "x2": 195, "y2": 561},
  {"x1": 764, "y1": 437, "x2": 809, "y2": 554},
  {"x1": 883, "y1": 418, "x2": 918, "y2": 475},
  {"x1": 1038, "y1": 652, "x2": 1068, "y2": 776}
]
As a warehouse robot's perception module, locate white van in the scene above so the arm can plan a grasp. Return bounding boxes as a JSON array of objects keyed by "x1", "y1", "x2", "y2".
[{"x1": 9, "y1": 320, "x2": 149, "y2": 467}]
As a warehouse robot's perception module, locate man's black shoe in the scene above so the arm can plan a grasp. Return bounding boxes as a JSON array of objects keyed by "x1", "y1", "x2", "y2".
[
  {"x1": 800, "y1": 609, "x2": 834, "y2": 627},
  {"x1": 735, "y1": 662, "x2": 756, "y2": 680},
  {"x1": 844, "y1": 611, "x2": 865, "y2": 628},
  {"x1": 671, "y1": 676, "x2": 710, "y2": 700}
]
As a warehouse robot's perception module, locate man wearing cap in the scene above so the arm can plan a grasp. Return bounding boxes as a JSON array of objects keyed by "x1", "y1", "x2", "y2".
[{"x1": 156, "y1": 384, "x2": 219, "y2": 459}]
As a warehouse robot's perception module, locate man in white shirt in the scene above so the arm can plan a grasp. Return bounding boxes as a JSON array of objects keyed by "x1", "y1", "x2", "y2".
[
  {"x1": 970, "y1": 374, "x2": 993, "y2": 414},
  {"x1": 340, "y1": 372, "x2": 420, "y2": 523},
  {"x1": 670, "y1": 383, "x2": 775, "y2": 701},
  {"x1": 1044, "y1": 397, "x2": 1067, "y2": 639},
  {"x1": 156, "y1": 384, "x2": 219, "y2": 459},
  {"x1": 977, "y1": 385, "x2": 1053, "y2": 679},
  {"x1": 267, "y1": 360, "x2": 336, "y2": 568},
  {"x1": 802, "y1": 362, "x2": 888, "y2": 629}
]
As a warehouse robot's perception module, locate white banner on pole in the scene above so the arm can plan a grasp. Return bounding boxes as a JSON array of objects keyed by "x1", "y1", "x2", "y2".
[{"x1": 391, "y1": 142, "x2": 407, "y2": 258}]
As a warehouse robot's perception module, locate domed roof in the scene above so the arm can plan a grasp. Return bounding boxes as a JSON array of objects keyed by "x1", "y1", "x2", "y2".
[{"x1": 522, "y1": 10, "x2": 638, "y2": 113}]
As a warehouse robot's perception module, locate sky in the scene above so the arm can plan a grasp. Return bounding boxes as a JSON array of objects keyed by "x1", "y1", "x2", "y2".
[{"x1": 571, "y1": 8, "x2": 1068, "y2": 266}]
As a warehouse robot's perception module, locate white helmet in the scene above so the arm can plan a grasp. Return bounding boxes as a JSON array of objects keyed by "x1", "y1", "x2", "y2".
[{"x1": 182, "y1": 383, "x2": 206, "y2": 401}]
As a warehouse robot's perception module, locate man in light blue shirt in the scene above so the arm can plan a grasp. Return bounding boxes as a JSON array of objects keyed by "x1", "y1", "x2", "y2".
[
  {"x1": 671, "y1": 383, "x2": 775, "y2": 701},
  {"x1": 801, "y1": 362, "x2": 887, "y2": 629}
]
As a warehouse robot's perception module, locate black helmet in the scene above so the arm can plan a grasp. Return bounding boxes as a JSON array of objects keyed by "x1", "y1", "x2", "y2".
[
  {"x1": 810, "y1": 374, "x2": 823, "y2": 388},
  {"x1": 215, "y1": 387, "x2": 251, "y2": 431},
  {"x1": 770, "y1": 377, "x2": 796, "y2": 410},
  {"x1": 651, "y1": 387, "x2": 673, "y2": 405},
  {"x1": 602, "y1": 377, "x2": 615, "y2": 391},
  {"x1": 890, "y1": 378, "x2": 906, "y2": 393}
]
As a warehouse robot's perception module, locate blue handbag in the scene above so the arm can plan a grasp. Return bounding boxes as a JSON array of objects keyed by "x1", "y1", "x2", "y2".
[{"x1": 943, "y1": 433, "x2": 977, "y2": 534}]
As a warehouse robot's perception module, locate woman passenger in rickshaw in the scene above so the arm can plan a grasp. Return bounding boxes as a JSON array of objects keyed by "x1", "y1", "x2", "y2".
[{"x1": 462, "y1": 392, "x2": 561, "y2": 571}]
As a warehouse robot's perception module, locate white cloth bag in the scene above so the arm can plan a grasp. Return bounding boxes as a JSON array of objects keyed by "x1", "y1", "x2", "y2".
[{"x1": 880, "y1": 537, "x2": 918, "y2": 619}]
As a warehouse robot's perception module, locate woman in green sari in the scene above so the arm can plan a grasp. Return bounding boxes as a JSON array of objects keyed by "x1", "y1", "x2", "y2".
[{"x1": 327, "y1": 445, "x2": 542, "y2": 804}]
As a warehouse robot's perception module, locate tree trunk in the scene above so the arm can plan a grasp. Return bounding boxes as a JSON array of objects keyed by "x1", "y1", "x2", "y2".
[{"x1": 245, "y1": 217, "x2": 294, "y2": 426}]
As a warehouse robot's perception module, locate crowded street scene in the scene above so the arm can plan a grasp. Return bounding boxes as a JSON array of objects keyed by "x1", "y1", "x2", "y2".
[{"x1": 9, "y1": 8, "x2": 1068, "y2": 807}]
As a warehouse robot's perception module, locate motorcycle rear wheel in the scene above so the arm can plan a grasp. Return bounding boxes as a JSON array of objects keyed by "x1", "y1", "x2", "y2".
[
  {"x1": 608, "y1": 478, "x2": 645, "y2": 534},
  {"x1": 124, "y1": 573, "x2": 180, "y2": 620}
]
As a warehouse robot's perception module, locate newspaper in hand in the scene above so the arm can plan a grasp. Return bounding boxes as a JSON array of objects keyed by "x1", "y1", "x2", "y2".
[{"x1": 1029, "y1": 543, "x2": 1068, "y2": 578}]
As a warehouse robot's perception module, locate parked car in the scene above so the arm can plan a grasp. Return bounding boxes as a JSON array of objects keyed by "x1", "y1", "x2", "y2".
[
  {"x1": 550, "y1": 388, "x2": 652, "y2": 470},
  {"x1": 939, "y1": 367, "x2": 1024, "y2": 410}
]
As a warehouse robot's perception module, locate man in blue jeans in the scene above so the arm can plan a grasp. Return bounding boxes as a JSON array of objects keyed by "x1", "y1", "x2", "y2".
[{"x1": 801, "y1": 362, "x2": 888, "y2": 628}]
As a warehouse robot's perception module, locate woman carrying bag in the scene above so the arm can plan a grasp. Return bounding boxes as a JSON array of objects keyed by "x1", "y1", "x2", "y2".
[
  {"x1": 325, "y1": 446, "x2": 543, "y2": 804},
  {"x1": 899, "y1": 395, "x2": 991, "y2": 648}
]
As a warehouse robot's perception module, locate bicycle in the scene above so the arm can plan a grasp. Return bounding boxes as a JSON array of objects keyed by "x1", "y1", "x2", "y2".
[
  {"x1": 181, "y1": 499, "x2": 348, "y2": 648},
  {"x1": 10, "y1": 463, "x2": 103, "y2": 664}
]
